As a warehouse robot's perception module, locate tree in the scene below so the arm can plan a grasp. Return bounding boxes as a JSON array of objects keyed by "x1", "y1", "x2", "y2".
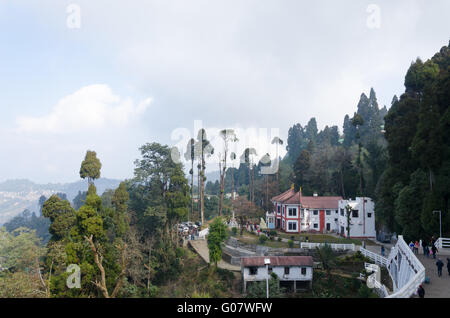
[
  {"x1": 80, "y1": 150, "x2": 102, "y2": 186},
  {"x1": 271, "y1": 137, "x2": 284, "y2": 183},
  {"x1": 345, "y1": 204, "x2": 352, "y2": 238},
  {"x1": 184, "y1": 138, "x2": 196, "y2": 221},
  {"x1": 195, "y1": 129, "x2": 214, "y2": 225},
  {"x1": 246, "y1": 272, "x2": 285, "y2": 298},
  {"x1": 207, "y1": 217, "x2": 228, "y2": 267},
  {"x1": 292, "y1": 149, "x2": 311, "y2": 192},
  {"x1": 241, "y1": 148, "x2": 257, "y2": 203},
  {"x1": 218, "y1": 129, "x2": 238, "y2": 216},
  {"x1": 316, "y1": 244, "x2": 337, "y2": 281}
]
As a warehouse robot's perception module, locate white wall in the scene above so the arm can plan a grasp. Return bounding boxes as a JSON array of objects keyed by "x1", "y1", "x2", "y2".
[
  {"x1": 243, "y1": 265, "x2": 313, "y2": 281},
  {"x1": 338, "y1": 197, "x2": 376, "y2": 238}
]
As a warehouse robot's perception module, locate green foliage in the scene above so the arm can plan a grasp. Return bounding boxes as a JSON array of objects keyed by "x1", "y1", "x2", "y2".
[
  {"x1": 246, "y1": 273, "x2": 285, "y2": 298},
  {"x1": 287, "y1": 239, "x2": 294, "y2": 248},
  {"x1": 207, "y1": 217, "x2": 228, "y2": 266},
  {"x1": 79, "y1": 150, "x2": 102, "y2": 185},
  {"x1": 259, "y1": 234, "x2": 268, "y2": 245}
]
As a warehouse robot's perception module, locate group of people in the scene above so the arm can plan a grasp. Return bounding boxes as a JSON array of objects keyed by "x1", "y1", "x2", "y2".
[{"x1": 408, "y1": 238, "x2": 438, "y2": 259}]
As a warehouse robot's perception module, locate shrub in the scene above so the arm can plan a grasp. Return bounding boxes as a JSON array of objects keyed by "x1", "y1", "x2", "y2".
[
  {"x1": 259, "y1": 235, "x2": 268, "y2": 245},
  {"x1": 231, "y1": 227, "x2": 238, "y2": 236},
  {"x1": 278, "y1": 237, "x2": 282, "y2": 242},
  {"x1": 288, "y1": 240, "x2": 294, "y2": 248},
  {"x1": 269, "y1": 230, "x2": 277, "y2": 237}
]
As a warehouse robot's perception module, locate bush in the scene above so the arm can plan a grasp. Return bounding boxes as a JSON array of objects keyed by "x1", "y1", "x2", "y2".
[
  {"x1": 269, "y1": 230, "x2": 277, "y2": 237},
  {"x1": 259, "y1": 235, "x2": 268, "y2": 245},
  {"x1": 278, "y1": 237, "x2": 282, "y2": 242},
  {"x1": 288, "y1": 240, "x2": 294, "y2": 248},
  {"x1": 231, "y1": 227, "x2": 238, "y2": 236}
]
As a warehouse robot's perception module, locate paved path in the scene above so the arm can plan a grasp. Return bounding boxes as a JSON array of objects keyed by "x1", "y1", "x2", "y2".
[
  {"x1": 363, "y1": 240, "x2": 450, "y2": 298},
  {"x1": 416, "y1": 252, "x2": 450, "y2": 298},
  {"x1": 189, "y1": 239, "x2": 241, "y2": 272}
]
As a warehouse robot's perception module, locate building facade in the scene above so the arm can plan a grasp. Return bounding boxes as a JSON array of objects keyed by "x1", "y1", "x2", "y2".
[
  {"x1": 266, "y1": 188, "x2": 375, "y2": 238},
  {"x1": 241, "y1": 256, "x2": 313, "y2": 293}
]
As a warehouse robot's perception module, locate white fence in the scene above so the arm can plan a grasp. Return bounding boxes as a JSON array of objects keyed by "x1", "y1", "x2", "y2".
[
  {"x1": 435, "y1": 237, "x2": 450, "y2": 249},
  {"x1": 360, "y1": 247, "x2": 388, "y2": 267},
  {"x1": 359, "y1": 235, "x2": 425, "y2": 298},
  {"x1": 300, "y1": 242, "x2": 355, "y2": 251}
]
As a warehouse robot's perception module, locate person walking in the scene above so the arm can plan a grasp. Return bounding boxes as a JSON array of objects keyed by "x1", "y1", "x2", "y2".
[
  {"x1": 447, "y1": 258, "x2": 450, "y2": 276},
  {"x1": 414, "y1": 241, "x2": 419, "y2": 254},
  {"x1": 417, "y1": 285, "x2": 425, "y2": 298},
  {"x1": 425, "y1": 244, "x2": 430, "y2": 258},
  {"x1": 409, "y1": 241, "x2": 414, "y2": 252},
  {"x1": 431, "y1": 244, "x2": 438, "y2": 259},
  {"x1": 381, "y1": 245, "x2": 385, "y2": 257},
  {"x1": 436, "y1": 259, "x2": 444, "y2": 277},
  {"x1": 421, "y1": 239, "x2": 427, "y2": 255}
]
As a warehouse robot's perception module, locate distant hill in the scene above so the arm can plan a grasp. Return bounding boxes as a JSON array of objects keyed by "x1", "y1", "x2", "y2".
[{"x1": 0, "y1": 178, "x2": 121, "y2": 225}]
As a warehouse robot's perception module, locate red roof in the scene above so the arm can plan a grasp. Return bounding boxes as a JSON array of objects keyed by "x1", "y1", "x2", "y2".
[
  {"x1": 272, "y1": 189, "x2": 342, "y2": 209},
  {"x1": 242, "y1": 256, "x2": 313, "y2": 267},
  {"x1": 298, "y1": 196, "x2": 342, "y2": 209},
  {"x1": 271, "y1": 188, "x2": 296, "y2": 202}
]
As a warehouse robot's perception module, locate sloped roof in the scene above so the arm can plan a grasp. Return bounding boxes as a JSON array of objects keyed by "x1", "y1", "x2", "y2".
[
  {"x1": 242, "y1": 256, "x2": 313, "y2": 267},
  {"x1": 272, "y1": 189, "x2": 342, "y2": 209},
  {"x1": 299, "y1": 196, "x2": 342, "y2": 209},
  {"x1": 271, "y1": 188, "x2": 296, "y2": 202}
]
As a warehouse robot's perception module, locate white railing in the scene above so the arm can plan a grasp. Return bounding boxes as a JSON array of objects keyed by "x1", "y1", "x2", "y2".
[
  {"x1": 385, "y1": 235, "x2": 425, "y2": 298},
  {"x1": 301, "y1": 242, "x2": 355, "y2": 251},
  {"x1": 360, "y1": 247, "x2": 388, "y2": 267},
  {"x1": 435, "y1": 237, "x2": 450, "y2": 249}
]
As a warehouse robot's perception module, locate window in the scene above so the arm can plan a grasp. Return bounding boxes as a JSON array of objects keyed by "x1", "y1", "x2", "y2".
[
  {"x1": 249, "y1": 267, "x2": 258, "y2": 275},
  {"x1": 300, "y1": 209, "x2": 304, "y2": 217},
  {"x1": 282, "y1": 206, "x2": 285, "y2": 216},
  {"x1": 277, "y1": 205, "x2": 280, "y2": 213},
  {"x1": 326, "y1": 223, "x2": 330, "y2": 231},
  {"x1": 268, "y1": 266, "x2": 273, "y2": 274},
  {"x1": 288, "y1": 222, "x2": 297, "y2": 231},
  {"x1": 340, "y1": 208, "x2": 344, "y2": 216},
  {"x1": 284, "y1": 267, "x2": 290, "y2": 275},
  {"x1": 288, "y1": 208, "x2": 297, "y2": 217},
  {"x1": 326, "y1": 210, "x2": 331, "y2": 216},
  {"x1": 313, "y1": 223, "x2": 318, "y2": 229},
  {"x1": 282, "y1": 220, "x2": 285, "y2": 229},
  {"x1": 313, "y1": 210, "x2": 318, "y2": 215},
  {"x1": 352, "y1": 210, "x2": 359, "y2": 218},
  {"x1": 301, "y1": 268, "x2": 307, "y2": 275},
  {"x1": 367, "y1": 213, "x2": 372, "y2": 218}
]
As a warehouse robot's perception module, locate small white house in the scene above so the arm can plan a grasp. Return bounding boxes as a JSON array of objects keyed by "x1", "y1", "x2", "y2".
[
  {"x1": 241, "y1": 256, "x2": 313, "y2": 293},
  {"x1": 338, "y1": 197, "x2": 376, "y2": 239}
]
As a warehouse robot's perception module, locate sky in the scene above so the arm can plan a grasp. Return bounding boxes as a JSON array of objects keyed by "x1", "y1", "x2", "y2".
[{"x1": 0, "y1": 0, "x2": 449, "y2": 184}]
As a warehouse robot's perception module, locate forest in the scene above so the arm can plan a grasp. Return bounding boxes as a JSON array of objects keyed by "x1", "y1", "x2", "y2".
[{"x1": 0, "y1": 41, "x2": 449, "y2": 298}]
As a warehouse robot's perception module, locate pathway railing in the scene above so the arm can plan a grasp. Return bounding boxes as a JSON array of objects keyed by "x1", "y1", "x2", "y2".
[
  {"x1": 300, "y1": 242, "x2": 355, "y2": 251},
  {"x1": 360, "y1": 235, "x2": 425, "y2": 298},
  {"x1": 360, "y1": 247, "x2": 388, "y2": 267},
  {"x1": 435, "y1": 237, "x2": 450, "y2": 249}
]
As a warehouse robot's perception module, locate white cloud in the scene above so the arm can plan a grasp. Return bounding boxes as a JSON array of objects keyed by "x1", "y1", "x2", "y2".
[{"x1": 16, "y1": 84, "x2": 151, "y2": 134}]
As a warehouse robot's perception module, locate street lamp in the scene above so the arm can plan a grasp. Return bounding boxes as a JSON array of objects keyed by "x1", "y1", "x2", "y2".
[
  {"x1": 264, "y1": 258, "x2": 271, "y2": 298},
  {"x1": 433, "y1": 210, "x2": 442, "y2": 239}
]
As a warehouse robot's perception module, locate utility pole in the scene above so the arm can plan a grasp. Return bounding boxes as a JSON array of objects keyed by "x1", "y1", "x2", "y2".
[
  {"x1": 433, "y1": 210, "x2": 442, "y2": 239},
  {"x1": 264, "y1": 258, "x2": 271, "y2": 298}
]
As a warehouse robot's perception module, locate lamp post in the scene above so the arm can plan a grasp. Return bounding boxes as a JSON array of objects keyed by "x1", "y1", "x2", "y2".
[
  {"x1": 264, "y1": 258, "x2": 271, "y2": 298},
  {"x1": 433, "y1": 210, "x2": 442, "y2": 240}
]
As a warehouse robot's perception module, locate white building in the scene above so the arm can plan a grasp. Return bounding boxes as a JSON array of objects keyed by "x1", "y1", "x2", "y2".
[
  {"x1": 266, "y1": 188, "x2": 376, "y2": 238},
  {"x1": 241, "y1": 256, "x2": 313, "y2": 293},
  {"x1": 338, "y1": 197, "x2": 376, "y2": 239}
]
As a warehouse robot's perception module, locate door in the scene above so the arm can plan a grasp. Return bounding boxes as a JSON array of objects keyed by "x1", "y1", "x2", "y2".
[
  {"x1": 326, "y1": 223, "x2": 330, "y2": 231},
  {"x1": 319, "y1": 210, "x2": 325, "y2": 232}
]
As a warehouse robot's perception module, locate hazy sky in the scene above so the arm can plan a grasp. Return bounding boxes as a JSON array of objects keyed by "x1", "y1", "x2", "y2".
[{"x1": 0, "y1": 0, "x2": 449, "y2": 183}]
